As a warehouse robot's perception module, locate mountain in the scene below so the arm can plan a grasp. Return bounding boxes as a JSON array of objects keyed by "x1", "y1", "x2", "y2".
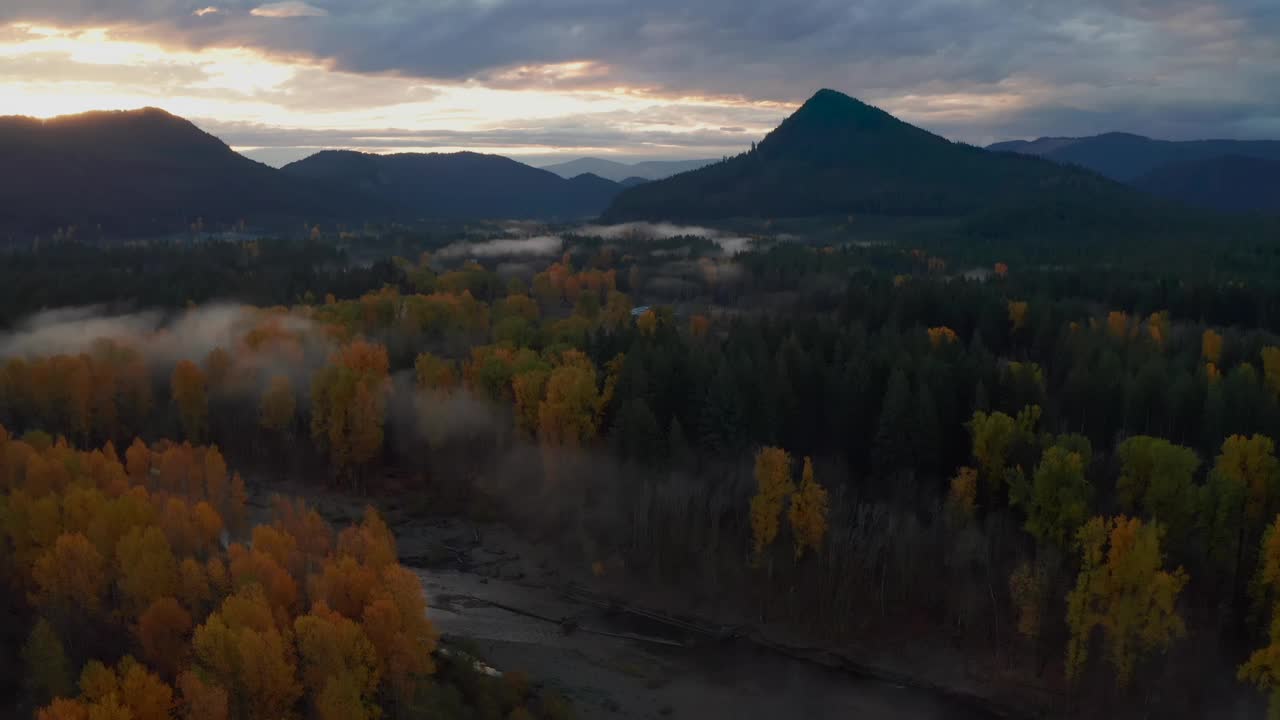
[
  {"x1": 604, "y1": 89, "x2": 1155, "y2": 228},
  {"x1": 282, "y1": 150, "x2": 621, "y2": 220},
  {"x1": 619, "y1": 177, "x2": 649, "y2": 188},
  {"x1": 0, "y1": 108, "x2": 358, "y2": 235},
  {"x1": 541, "y1": 157, "x2": 715, "y2": 182},
  {"x1": 1133, "y1": 155, "x2": 1280, "y2": 215},
  {"x1": 988, "y1": 133, "x2": 1280, "y2": 182}
]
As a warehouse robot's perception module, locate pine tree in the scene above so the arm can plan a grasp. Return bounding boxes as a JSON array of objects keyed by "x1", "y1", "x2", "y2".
[{"x1": 873, "y1": 368, "x2": 913, "y2": 477}]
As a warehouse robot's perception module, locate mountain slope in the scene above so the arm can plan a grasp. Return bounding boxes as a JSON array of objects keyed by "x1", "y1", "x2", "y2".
[
  {"x1": 988, "y1": 133, "x2": 1280, "y2": 182},
  {"x1": 283, "y1": 150, "x2": 620, "y2": 220},
  {"x1": 604, "y1": 89, "x2": 1151, "y2": 226},
  {"x1": 0, "y1": 108, "x2": 356, "y2": 235},
  {"x1": 1133, "y1": 155, "x2": 1280, "y2": 215},
  {"x1": 541, "y1": 157, "x2": 715, "y2": 182}
]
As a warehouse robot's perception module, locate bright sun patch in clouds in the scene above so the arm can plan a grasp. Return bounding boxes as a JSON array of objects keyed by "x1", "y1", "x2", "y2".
[
  {"x1": 0, "y1": 22, "x2": 788, "y2": 163},
  {"x1": 250, "y1": 2, "x2": 329, "y2": 19}
]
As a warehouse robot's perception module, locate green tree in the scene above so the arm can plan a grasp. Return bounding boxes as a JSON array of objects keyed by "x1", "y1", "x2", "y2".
[
  {"x1": 23, "y1": 618, "x2": 73, "y2": 705},
  {"x1": 1018, "y1": 443, "x2": 1092, "y2": 551},
  {"x1": 1117, "y1": 436, "x2": 1200, "y2": 550},
  {"x1": 872, "y1": 368, "x2": 913, "y2": 477}
]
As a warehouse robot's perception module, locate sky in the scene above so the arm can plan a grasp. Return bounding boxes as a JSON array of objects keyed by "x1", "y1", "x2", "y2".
[{"x1": 1, "y1": 1, "x2": 1277, "y2": 166}]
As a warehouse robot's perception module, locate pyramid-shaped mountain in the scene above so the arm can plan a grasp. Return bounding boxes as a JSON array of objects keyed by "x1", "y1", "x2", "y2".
[{"x1": 603, "y1": 89, "x2": 1155, "y2": 224}]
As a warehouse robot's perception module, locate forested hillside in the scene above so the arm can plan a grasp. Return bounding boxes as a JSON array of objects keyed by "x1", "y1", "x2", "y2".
[
  {"x1": 3, "y1": 227, "x2": 1280, "y2": 716},
  {"x1": 603, "y1": 90, "x2": 1174, "y2": 235}
]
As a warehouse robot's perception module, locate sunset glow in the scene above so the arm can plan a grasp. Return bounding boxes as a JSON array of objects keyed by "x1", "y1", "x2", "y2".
[{"x1": 0, "y1": 22, "x2": 793, "y2": 163}]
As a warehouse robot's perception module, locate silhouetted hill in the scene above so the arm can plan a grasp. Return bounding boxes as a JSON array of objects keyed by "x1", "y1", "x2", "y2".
[
  {"x1": 619, "y1": 177, "x2": 649, "y2": 188},
  {"x1": 283, "y1": 150, "x2": 621, "y2": 220},
  {"x1": 989, "y1": 133, "x2": 1280, "y2": 182},
  {"x1": 1133, "y1": 155, "x2": 1280, "y2": 215},
  {"x1": 0, "y1": 108, "x2": 357, "y2": 235},
  {"x1": 541, "y1": 157, "x2": 715, "y2": 182},
  {"x1": 604, "y1": 89, "x2": 1154, "y2": 229}
]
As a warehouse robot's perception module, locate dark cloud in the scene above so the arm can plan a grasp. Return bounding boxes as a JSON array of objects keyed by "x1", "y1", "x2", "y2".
[{"x1": 2, "y1": 0, "x2": 1278, "y2": 142}]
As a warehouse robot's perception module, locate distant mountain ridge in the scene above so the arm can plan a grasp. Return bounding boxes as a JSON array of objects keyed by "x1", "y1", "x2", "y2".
[
  {"x1": 0, "y1": 109, "x2": 626, "y2": 236},
  {"x1": 989, "y1": 133, "x2": 1280, "y2": 213},
  {"x1": 1134, "y1": 155, "x2": 1280, "y2": 215},
  {"x1": 988, "y1": 132, "x2": 1280, "y2": 182},
  {"x1": 604, "y1": 89, "x2": 1159, "y2": 230},
  {"x1": 282, "y1": 150, "x2": 621, "y2": 220},
  {"x1": 541, "y1": 157, "x2": 715, "y2": 182},
  {"x1": 0, "y1": 108, "x2": 362, "y2": 236}
]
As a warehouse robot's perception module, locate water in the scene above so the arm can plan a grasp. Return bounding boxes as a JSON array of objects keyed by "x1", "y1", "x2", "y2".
[{"x1": 417, "y1": 568, "x2": 1000, "y2": 720}]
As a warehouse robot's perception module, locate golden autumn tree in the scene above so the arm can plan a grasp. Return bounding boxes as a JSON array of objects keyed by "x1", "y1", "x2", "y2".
[
  {"x1": 947, "y1": 467, "x2": 979, "y2": 522},
  {"x1": 170, "y1": 360, "x2": 208, "y2": 443},
  {"x1": 294, "y1": 603, "x2": 381, "y2": 719},
  {"x1": 135, "y1": 597, "x2": 193, "y2": 680},
  {"x1": 788, "y1": 457, "x2": 828, "y2": 559},
  {"x1": 310, "y1": 340, "x2": 389, "y2": 479},
  {"x1": 1241, "y1": 514, "x2": 1280, "y2": 717},
  {"x1": 1007, "y1": 300, "x2": 1029, "y2": 332},
  {"x1": 689, "y1": 314, "x2": 711, "y2": 339},
  {"x1": 636, "y1": 308, "x2": 658, "y2": 335},
  {"x1": 1203, "y1": 329, "x2": 1224, "y2": 364},
  {"x1": 33, "y1": 532, "x2": 108, "y2": 620},
  {"x1": 412, "y1": 352, "x2": 458, "y2": 392},
  {"x1": 1065, "y1": 516, "x2": 1188, "y2": 689},
  {"x1": 537, "y1": 351, "x2": 604, "y2": 449},
  {"x1": 927, "y1": 326, "x2": 959, "y2": 348},
  {"x1": 361, "y1": 564, "x2": 438, "y2": 703},
  {"x1": 1106, "y1": 310, "x2": 1131, "y2": 340},
  {"x1": 116, "y1": 526, "x2": 180, "y2": 617},
  {"x1": 750, "y1": 446, "x2": 794, "y2": 561},
  {"x1": 1264, "y1": 347, "x2": 1280, "y2": 399},
  {"x1": 177, "y1": 671, "x2": 229, "y2": 720},
  {"x1": 192, "y1": 586, "x2": 301, "y2": 720}
]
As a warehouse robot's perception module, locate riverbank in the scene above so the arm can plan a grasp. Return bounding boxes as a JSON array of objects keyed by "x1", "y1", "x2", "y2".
[{"x1": 247, "y1": 481, "x2": 1053, "y2": 718}]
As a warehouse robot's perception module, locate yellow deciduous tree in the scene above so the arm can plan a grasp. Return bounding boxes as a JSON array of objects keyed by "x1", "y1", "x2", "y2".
[
  {"x1": 946, "y1": 467, "x2": 979, "y2": 522},
  {"x1": 33, "y1": 532, "x2": 108, "y2": 618},
  {"x1": 1008, "y1": 300, "x2": 1029, "y2": 332},
  {"x1": 1241, "y1": 514, "x2": 1280, "y2": 717},
  {"x1": 787, "y1": 457, "x2": 828, "y2": 559},
  {"x1": 750, "y1": 447, "x2": 794, "y2": 561},
  {"x1": 927, "y1": 326, "x2": 959, "y2": 348},
  {"x1": 1065, "y1": 516, "x2": 1188, "y2": 688},
  {"x1": 1203, "y1": 329, "x2": 1224, "y2": 364}
]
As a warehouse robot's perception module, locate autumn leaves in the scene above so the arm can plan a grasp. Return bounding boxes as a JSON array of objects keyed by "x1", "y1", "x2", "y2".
[
  {"x1": 1, "y1": 427, "x2": 438, "y2": 720},
  {"x1": 750, "y1": 448, "x2": 829, "y2": 563}
]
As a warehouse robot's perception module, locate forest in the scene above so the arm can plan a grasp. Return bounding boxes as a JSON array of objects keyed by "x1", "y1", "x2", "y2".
[{"x1": 4, "y1": 224, "x2": 1280, "y2": 718}]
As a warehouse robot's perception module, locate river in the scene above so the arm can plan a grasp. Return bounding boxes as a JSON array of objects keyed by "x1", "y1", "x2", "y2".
[{"x1": 416, "y1": 567, "x2": 1001, "y2": 720}]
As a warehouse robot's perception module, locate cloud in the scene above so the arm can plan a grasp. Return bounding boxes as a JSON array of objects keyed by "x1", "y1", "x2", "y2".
[
  {"x1": 435, "y1": 235, "x2": 564, "y2": 259},
  {"x1": 576, "y1": 222, "x2": 755, "y2": 254},
  {"x1": 0, "y1": 0, "x2": 1278, "y2": 146},
  {"x1": 194, "y1": 7, "x2": 220, "y2": 17},
  {"x1": 250, "y1": 2, "x2": 328, "y2": 19}
]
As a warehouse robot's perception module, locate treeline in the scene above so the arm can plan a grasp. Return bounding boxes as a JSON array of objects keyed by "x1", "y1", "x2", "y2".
[{"x1": 0, "y1": 239, "x2": 403, "y2": 328}]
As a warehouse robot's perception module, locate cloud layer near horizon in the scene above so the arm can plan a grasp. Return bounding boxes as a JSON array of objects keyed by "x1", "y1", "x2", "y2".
[{"x1": 2, "y1": 0, "x2": 1277, "y2": 162}]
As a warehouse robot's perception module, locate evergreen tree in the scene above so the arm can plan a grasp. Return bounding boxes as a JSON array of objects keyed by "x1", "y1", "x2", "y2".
[{"x1": 873, "y1": 368, "x2": 914, "y2": 477}]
